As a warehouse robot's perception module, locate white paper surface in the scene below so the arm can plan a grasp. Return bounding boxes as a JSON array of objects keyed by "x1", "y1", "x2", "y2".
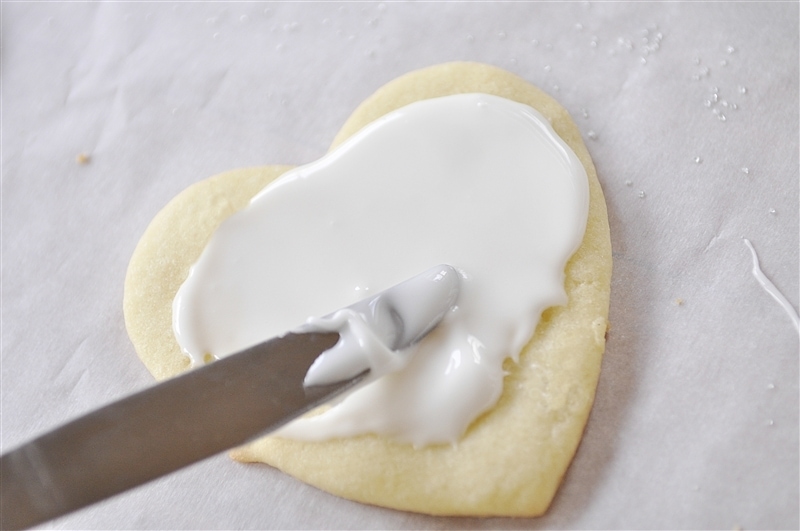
[{"x1": 2, "y1": 2, "x2": 797, "y2": 529}]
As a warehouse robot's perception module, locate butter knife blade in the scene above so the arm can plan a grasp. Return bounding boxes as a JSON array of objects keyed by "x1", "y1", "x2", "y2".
[
  {"x1": 1, "y1": 264, "x2": 461, "y2": 529},
  {"x1": 0, "y1": 331, "x2": 356, "y2": 530}
]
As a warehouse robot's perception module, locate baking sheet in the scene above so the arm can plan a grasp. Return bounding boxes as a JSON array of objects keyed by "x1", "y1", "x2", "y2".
[{"x1": 2, "y1": 2, "x2": 797, "y2": 529}]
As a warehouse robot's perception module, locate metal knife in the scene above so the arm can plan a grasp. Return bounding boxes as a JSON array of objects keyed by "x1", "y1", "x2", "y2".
[{"x1": 0, "y1": 264, "x2": 460, "y2": 530}]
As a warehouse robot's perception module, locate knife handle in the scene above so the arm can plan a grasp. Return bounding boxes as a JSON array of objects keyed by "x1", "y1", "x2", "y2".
[{"x1": 0, "y1": 332, "x2": 347, "y2": 530}]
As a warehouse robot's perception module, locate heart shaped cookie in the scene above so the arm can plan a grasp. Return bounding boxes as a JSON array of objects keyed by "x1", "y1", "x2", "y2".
[{"x1": 123, "y1": 62, "x2": 611, "y2": 517}]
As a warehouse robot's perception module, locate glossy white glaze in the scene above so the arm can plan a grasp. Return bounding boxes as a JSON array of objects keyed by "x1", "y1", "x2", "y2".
[
  {"x1": 301, "y1": 264, "x2": 461, "y2": 386},
  {"x1": 173, "y1": 94, "x2": 589, "y2": 446},
  {"x1": 743, "y1": 238, "x2": 799, "y2": 333}
]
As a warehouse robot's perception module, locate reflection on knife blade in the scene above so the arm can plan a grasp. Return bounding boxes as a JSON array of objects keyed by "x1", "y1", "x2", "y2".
[{"x1": 0, "y1": 264, "x2": 460, "y2": 530}]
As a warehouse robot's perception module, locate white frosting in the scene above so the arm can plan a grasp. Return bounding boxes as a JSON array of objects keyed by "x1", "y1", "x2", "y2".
[
  {"x1": 173, "y1": 93, "x2": 589, "y2": 446},
  {"x1": 743, "y1": 238, "x2": 800, "y2": 333},
  {"x1": 301, "y1": 264, "x2": 461, "y2": 386}
]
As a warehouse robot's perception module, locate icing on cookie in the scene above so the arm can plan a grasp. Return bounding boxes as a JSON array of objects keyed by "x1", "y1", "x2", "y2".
[{"x1": 172, "y1": 94, "x2": 589, "y2": 446}]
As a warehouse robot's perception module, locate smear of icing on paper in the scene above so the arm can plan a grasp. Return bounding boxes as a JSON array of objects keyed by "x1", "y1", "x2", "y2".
[{"x1": 742, "y1": 238, "x2": 800, "y2": 333}]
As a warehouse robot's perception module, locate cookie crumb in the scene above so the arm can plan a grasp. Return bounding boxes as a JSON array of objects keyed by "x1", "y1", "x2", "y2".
[
  {"x1": 674, "y1": 298, "x2": 684, "y2": 306},
  {"x1": 76, "y1": 153, "x2": 91, "y2": 164}
]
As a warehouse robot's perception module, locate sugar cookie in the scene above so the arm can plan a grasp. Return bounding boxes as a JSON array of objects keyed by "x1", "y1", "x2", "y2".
[{"x1": 123, "y1": 62, "x2": 611, "y2": 517}]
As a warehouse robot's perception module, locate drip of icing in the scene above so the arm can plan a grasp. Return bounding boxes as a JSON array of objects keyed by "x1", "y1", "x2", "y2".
[{"x1": 743, "y1": 238, "x2": 800, "y2": 332}]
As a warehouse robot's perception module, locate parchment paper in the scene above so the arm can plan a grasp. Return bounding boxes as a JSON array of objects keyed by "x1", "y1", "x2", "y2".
[{"x1": 2, "y1": 2, "x2": 797, "y2": 529}]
